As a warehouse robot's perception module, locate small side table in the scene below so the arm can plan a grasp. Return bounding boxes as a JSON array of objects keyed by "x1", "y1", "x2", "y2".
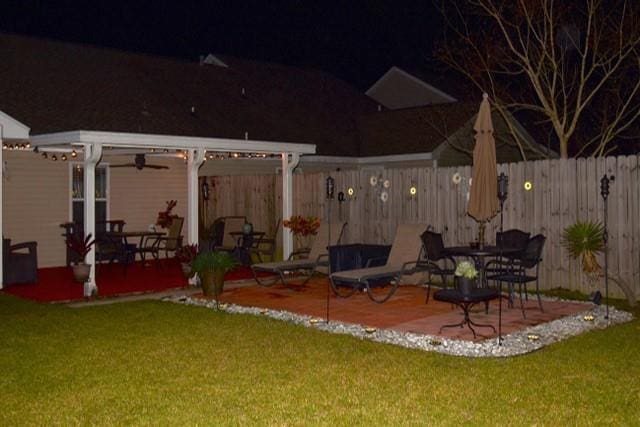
[{"x1": 433, "y1": 287, "x2": 501, "y2": 338}]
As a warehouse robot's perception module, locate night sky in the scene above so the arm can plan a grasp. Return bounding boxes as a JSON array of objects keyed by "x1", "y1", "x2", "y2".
[{"x1": 1, "y1": 1, "x2": 442, "y2": 89}]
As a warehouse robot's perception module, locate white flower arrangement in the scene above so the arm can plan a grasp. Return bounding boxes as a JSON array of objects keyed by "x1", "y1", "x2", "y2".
[
  {"x1": 455, "y1": 261, "x2": 478, "y2": 279},
  {"x1": 380, "y1": 191, "x2": 389, "y2": 202}
]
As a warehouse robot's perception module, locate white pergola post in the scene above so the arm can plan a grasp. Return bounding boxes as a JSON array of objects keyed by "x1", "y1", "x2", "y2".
[
  {"x1": 187, "y1": 148, "x2": 205, "y2": 248},
  {"x1": 83, "y1": 143, "x2": 102, "y2": 296},
  {"x1": 281, "y1": 152, "x2": 300, "y2": 260},
  {"x1": 187, "y1": 149, "x2": 205, "y2": 285}
]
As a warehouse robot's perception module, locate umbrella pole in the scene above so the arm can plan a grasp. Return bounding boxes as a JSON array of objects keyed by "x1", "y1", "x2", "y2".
[{"x1": 478, "y1": 221, "x2": 486, "y2": 249}]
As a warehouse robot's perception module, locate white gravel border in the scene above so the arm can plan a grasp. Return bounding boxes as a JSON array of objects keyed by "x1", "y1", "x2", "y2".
[{"x1": 163, "y1": 295, "x2": 633, "y2": 358}]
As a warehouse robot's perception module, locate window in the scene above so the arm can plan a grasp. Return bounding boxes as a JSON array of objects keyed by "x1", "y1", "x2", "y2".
[{"x1": 71, "y1": 164, "x2": 109, "y2": 229}]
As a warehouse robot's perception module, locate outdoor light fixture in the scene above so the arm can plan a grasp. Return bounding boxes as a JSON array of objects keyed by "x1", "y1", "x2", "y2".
[
  {"x1": 498, "y1": 173, "x2": 508, "y2": 201},
  {"x1": 201, "y1": 179, "x2": 210, "y2": 201},
  {"x1": 325, "y1": 175, "x2": 335, "y2": 324},
  {"x1": 51, "y1": 154, "x2": 57, "y2": 161},
  {"x1": 601, "y1": 174, "x2": 615, "y2": 319},
  {"x1": 524, "y1": 181, "x2": 533, "y2": 191},
  {"x1": 364, "y1": 327, "x2": 377, "y2": 334},
  {"x1": 409, "y1": 186, "x2": 417, "y2": 197},
  {"x1": 527, "y1": 333, "x2": 540, "y2": 341},
  {"x1": 497, "y1": 173, "x2": 509, "y2": 232},
  {"x1": 347, "y1": 187, "x2": 354, "y2": 197},
  {"x1": 583, "y1": 314, "x2": 595, "y2": 322},
  {"x1": 61, "y1": 154, "x2": 67, "y2": 161},
  {"x1": 71, "y1": 150, "x2": 77, "y2": 158},
  {"x1": 309, "y1": 318, "x2": 321, "y2": 325}
]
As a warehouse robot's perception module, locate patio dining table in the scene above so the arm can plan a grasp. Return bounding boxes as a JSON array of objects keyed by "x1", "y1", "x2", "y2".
[{"x1": 444, "y1": 245, "x2": 521, "y2": 286}]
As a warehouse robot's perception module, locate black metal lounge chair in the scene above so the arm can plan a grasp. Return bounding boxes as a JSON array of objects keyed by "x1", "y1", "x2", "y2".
[
  {"x1": 251, "y1": 222, "x2": 346, "y2": 287},
  {"x1": 329, "y1": 224, "x2": 429, "y2": 304}
]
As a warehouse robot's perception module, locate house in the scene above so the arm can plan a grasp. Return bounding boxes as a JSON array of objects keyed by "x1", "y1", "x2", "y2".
[{"x1": 1, "y1": 33, "x2": 550, "y2": 292}]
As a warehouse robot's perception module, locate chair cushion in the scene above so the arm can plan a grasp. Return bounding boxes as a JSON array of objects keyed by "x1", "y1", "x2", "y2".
[
  {"x1": 330, "y1": 265, "x2": 405, "y2": 283},
  {"x1": 252, "y1": 259, "x2": 318, "y2": 273}
]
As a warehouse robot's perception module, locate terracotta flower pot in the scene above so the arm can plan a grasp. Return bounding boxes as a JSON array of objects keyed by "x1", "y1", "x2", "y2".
[{"x1": 72, "y1": 263, "x2": 91, "y2": 283}]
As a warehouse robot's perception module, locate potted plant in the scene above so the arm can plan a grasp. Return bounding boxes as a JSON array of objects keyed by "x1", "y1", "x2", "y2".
[
  {"x1": 283, "y1": 215, "x2": 321, "y2": 251},
  {"x1": 561, "y1": 221, "x2": 605, "y2": 277},
  {"x1": 156, "y1": 200, "x2": 178, "y2": 229},
  {"x1": 561, "y1": 221, "x2": 635, "y2": 306},
  {"x1": 65, "y1": 233, "x2": 96, "y2": 283},
  {"x1": 175, "y1": 243, "x2": 198, "y2": 278},
  {"x1": 191, "y1": 250, "x2": 238, "y2": 297},
  {"x1": 454, "y1": 261, "x2": 478, "y2": 295}
]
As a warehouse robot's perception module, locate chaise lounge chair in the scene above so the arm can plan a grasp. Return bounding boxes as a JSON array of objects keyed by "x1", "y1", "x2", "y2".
[
  {"x1": 329, "y1": 223, "x2": 429, "y2": 303},
  {"x1": 251, "y1": 221, "x2": 346, "y2": 287}
]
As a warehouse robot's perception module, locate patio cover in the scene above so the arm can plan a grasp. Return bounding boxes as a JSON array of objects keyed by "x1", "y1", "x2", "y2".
[{"x1": 25, "y1": 130, "x2": 315, "y2": 295}]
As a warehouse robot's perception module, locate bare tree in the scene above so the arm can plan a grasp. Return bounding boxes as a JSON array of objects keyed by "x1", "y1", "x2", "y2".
[{"x1": 437, "y1": 0, "x2": 640, "y2": 158}]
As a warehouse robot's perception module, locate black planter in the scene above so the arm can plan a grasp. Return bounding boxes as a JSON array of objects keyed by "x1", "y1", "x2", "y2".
[{"x1": 456, "y1": 276, "x2": 476, "y2": 295}]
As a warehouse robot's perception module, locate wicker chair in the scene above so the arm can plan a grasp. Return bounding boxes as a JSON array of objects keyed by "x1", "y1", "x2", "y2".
[{"x1": 3, "y1": 238, "x2": 38, "y2": 285}]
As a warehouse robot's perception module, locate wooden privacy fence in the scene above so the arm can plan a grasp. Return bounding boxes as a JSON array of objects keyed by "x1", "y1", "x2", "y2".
[{"x1": 206, "y1": 155, "x2": 640, "y2": 298}]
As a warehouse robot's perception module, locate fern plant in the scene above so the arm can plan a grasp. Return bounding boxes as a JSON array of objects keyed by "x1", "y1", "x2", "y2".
[{"x1": 561, "y1": 221, "x2": 605, "y2": 275}]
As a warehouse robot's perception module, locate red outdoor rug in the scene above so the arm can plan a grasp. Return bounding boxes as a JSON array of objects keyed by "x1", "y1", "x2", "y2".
[{"x1": 3, "y1": 260, "x2": 262, "y2": 303}]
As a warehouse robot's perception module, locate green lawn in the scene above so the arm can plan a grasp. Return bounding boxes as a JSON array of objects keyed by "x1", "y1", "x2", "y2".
[{"x1": 1, "y1": 293, "x2": 638, "y2": 425}]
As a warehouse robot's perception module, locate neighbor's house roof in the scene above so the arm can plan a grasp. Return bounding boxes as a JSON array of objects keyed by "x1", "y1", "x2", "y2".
[
  {"x1": 0, "y1": 33, "x2": 377, "y2": 157},
  {"x1": 357, "y1": 103, "x2": 478, "y2": 155},
  {"x1": 357, "y1": 103, "x2": 553, "y2": 165}
]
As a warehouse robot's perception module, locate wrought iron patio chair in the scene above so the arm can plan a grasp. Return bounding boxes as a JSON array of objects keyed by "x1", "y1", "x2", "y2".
[
  {"x1": 329, "y1": 223, "x2": 429, "y2": 304},
  {"x1": 486, "y1": 234, "x2": 546, "y2": 318},
  {"x1": 252, "y1": 221, "x2": 347, "y2": 288},
  {"x1": 2, "y1": 237, "x2": 38, "y2": 285},
  {"x1": 213, "y1": 216, "x2": 248, "y2": 252},
  {"x1": 139, "y1": 217, "x2": 184, "y2": 265},
  {"x1": 156, "y1": 216, "x2": 184, "y2": 258},
  {"x1": 483, "y1": 229, "x2": 530, "y2": 286},
  {"x1": 249, "y1": 218, "x2": 280, "y2": 263},
  {"x1": 419, "y1": 229, "x2": 457, "y2": 304}
]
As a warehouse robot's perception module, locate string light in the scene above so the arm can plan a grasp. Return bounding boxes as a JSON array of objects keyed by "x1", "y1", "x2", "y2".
[
  {"x1": 71, "y1": 150, "x2": 77, "y2": 158},
  {"x1": 61, "y1": 154, "x2": 67, "y2": 161}
]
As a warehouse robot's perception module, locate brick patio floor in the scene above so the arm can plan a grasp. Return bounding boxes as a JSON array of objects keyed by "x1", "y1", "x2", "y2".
[{"x1": 214, "y1": 278, "x2": 592, "y2": 342}]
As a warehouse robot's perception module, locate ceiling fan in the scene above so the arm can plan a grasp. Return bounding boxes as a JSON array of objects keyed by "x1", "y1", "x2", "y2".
[{"x1": 111, "y1": 154, "x2": 169, "y2": 170}]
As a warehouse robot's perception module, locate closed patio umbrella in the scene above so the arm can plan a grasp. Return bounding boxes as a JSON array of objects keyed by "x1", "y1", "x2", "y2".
[{"x1": 467, "y1": 93, "x2": 499, "y2": 244}]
